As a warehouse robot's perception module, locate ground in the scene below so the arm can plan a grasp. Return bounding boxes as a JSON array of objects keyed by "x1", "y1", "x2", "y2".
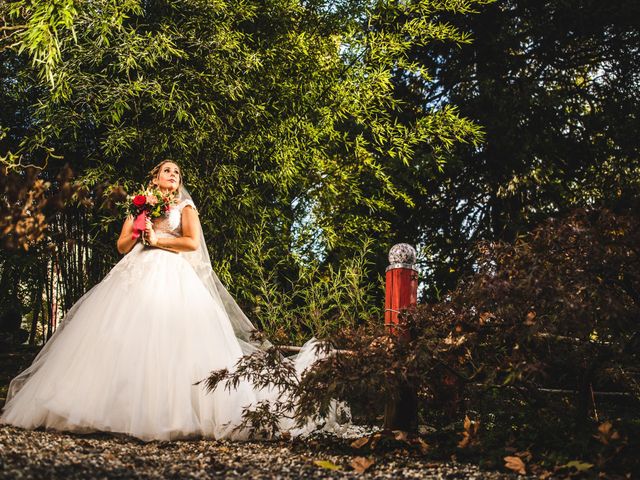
[
  {"x1": 0, "y1": 424, "x2": 527, "y2": 479},
  {"x1": 0, "y1": 346, "x2": 528, "y2": 479}
]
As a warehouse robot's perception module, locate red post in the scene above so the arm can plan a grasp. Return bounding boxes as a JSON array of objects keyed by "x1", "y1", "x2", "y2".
[
  {"x1": 383, "y1": 243, "x2": 419, "y2": 432},
  {"x1": 385, "y1": 268, "x2": 418, "y2": 340}
]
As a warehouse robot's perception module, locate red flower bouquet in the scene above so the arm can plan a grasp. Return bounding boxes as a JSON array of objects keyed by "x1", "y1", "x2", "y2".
[{"x1": 126, "y1": 187, "x2": 176, "y2": 245}]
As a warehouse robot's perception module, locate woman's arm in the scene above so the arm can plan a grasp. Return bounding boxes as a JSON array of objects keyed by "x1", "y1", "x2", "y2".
[
  {"x1": 147, "y1": 205, "x2": 200, "y2": 253},
  {"x1": 116, "y1": 215, "x2": 137, "y2": 254}
]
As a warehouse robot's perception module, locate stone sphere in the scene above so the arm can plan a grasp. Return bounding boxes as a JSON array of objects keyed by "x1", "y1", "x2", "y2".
[{"x1": 388, "y1": 243, "x2": 417, "y2": 265}]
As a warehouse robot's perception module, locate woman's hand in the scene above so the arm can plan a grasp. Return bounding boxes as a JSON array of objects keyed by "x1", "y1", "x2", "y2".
[{"x1": 144, "y1": 218, "x2": 158, "y2": 246}]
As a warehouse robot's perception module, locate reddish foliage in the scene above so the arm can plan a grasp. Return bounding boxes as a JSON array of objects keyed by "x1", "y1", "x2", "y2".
[
  {"x1": 206, "y1": 208, "x2": 639, "y2": 473},
  {"x1": 0, "y1": 165, "x2": 85, "y2": 250}
]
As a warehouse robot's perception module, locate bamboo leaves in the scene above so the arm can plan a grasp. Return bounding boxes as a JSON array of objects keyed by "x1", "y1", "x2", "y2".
[{"x1": 1, "y1": 0, "x2": 486, "y2": 333}]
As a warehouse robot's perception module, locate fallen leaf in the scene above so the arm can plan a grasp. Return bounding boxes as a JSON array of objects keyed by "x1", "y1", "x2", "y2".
[
  {"x1": 458, "y1": 415, "x2": 480, "y2": 449},
  {"x1": 594, "y1": 421, "x2": 621, "y2": 445},
  {"x1": 524, "y1": 311, "x2": 536, "y2": 325},
  {"x1": 464, "y1": 415, "x2": 471, "y2": 430},
  {"x1": 504, "y1": 456, "x2": 526, "y2": 475},
  {"x1": 444, "y1": 333, "x2": 467, "y2": 346},
  {"x1": 351, "y1": 456, "x2": 375, "y2": 473},
  {"x1": 350, "y1": 437, "x2": 369, "y2": 449},
  {"x1": 414, "y1": 437, "x2": 430, "y2": 454},
  {"x1": 393, "y1": 430, "x2": 409, "y2": 441},
  {"x1": 561, "y1": 460, "x2": 594, "y2": 472},
  {"x1": 479, "y1": 312, "x2": 495, "y2": 324},
  {"x1": 313, "y1": 460, "x2": 342, "y2": 470}
]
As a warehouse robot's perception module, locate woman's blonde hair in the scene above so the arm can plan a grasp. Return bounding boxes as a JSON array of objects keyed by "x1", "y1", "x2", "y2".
[{"x1": 147, "y1": 159, "x2": 183, "y2": 194}]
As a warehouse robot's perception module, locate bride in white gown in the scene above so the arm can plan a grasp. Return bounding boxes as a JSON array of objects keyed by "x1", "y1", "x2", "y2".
[{"x1": 0, "y1": 160, "x2": 342, "y2": 442}]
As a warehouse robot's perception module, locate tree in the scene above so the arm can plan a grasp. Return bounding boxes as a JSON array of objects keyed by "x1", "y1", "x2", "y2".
[
  {"x1": 389, "y1": 0, "x2": 640, "y2": 298},
  {"x1": 1, "y1": 0, "x2": 483, "y2": 339}
]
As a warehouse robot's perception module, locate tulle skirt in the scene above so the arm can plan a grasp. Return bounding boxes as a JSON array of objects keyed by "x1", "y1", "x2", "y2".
[{"x1": 0, "y1": 244, "x2": 263, "y2": 441}]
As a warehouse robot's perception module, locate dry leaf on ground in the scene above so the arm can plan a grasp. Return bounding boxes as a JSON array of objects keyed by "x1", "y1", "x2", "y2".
[
  {"x1": 561, "y1": 460, "x2": 594, "y2": 472},
  {"x1": 393, "y1": 430, "x2": 409, "y2": 441},
  {"x1": 350, "y1": 436, "x2": 369, "y2": 449},
  {"x1": 594, "y1": 421, "x2": 620, "y2": 445},
  {"x1": 458, "y1": 415, "x2": 480, "y2": 448},
  {"x1": 351, "y1": 456, "x2": 375, "y2": 473},
  {"x1": 524, "y1": 311, "x2": 536, "y2": 325},
  {"x1": 504, "y1": 456, "x2": 526, "y2": 475},
  {"x1": 414, "y1": 437, "x2": 430, "y2": 454}
]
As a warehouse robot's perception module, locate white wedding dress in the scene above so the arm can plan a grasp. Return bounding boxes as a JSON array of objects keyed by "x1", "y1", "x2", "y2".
[{"x1": 0, "y1": 196, "x2": 343, "y2": 442}]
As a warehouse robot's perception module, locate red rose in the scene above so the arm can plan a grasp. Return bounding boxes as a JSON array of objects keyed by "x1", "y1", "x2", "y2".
[{"x1": 133, "y1": 195, "x2": 146, "y2": 208}]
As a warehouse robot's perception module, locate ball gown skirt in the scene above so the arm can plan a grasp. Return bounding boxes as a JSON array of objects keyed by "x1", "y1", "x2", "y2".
[{"x1": 0, "y1": 243, "x2": 271, "y2": 442}]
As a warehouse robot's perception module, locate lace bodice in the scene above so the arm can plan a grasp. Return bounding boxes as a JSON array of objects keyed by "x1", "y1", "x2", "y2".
[{"x1": 153, "y1": 199, "x2": 198, "y2": 239}]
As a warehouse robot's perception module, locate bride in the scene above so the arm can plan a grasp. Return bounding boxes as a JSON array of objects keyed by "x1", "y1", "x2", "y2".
[{"x1": 0, "y1": 160, "x2": 340, "y2": 441}]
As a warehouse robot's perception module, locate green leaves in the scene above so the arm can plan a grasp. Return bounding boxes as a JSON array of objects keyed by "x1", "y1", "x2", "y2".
[
  {"x1": 1, "y1": 0, "x2": 484, "y2": 335},
  {"x1": 12, "y1": 0, "x2": 79, "y2": 86}
]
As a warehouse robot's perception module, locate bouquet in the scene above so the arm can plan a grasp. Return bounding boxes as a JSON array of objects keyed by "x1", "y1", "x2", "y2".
[{"x1": 126, "y1": 187, "x2": 177, "y2": 245}]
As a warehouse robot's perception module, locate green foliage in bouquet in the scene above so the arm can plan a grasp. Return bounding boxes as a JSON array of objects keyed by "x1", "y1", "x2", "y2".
[{"x1": 121, "y1": 186, "x2": 176, "y2": 219}]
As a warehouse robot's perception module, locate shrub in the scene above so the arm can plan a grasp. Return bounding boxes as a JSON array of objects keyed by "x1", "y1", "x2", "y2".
[{"x1": 206, "y1": 207, "x2": 640, "y2": 474}]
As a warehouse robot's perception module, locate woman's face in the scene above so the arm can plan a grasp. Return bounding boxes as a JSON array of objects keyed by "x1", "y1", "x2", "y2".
[{"x1": 153, "y1": 162, "x2": 181, "y2": 193}]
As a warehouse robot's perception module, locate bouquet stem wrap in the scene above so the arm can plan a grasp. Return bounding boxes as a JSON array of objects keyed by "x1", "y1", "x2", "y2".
[{"x1": 132, "y1": 211, "x2": 148, "y2": 244}]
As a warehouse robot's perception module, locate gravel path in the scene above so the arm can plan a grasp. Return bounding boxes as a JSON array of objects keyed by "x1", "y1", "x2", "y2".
[{"x1": 0, "y1": 424, "x2": 527, "y2": 479}]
